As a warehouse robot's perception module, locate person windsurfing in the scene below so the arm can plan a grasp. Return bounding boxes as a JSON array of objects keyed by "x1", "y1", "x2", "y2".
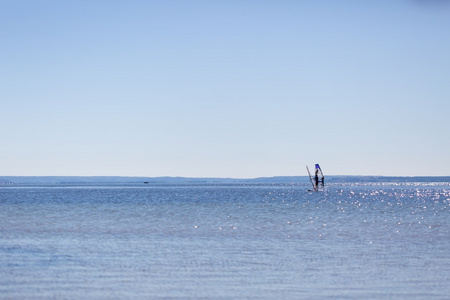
[{"x1": 314, "y1": 168, "x2": 319, "y2": 191}]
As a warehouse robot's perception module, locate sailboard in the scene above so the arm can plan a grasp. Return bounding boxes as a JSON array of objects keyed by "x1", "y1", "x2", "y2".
[{"x1": 306, "y1": 163, "x2": 325, "y2": 192}]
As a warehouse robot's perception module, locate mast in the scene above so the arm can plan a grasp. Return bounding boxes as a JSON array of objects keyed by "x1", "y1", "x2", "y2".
[{"x1": 306, "y1": 165, "x2": 316, "y2": 191}]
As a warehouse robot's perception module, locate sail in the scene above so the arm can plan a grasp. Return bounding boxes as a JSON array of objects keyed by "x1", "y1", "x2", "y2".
[{"x1": 315, "y1": 164, "x2": 324, "y2": 187}]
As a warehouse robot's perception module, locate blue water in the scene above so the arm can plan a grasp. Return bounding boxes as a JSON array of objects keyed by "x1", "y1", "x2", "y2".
[{"x1": 1, "y1": 183, "x2": 449, "y2": 299}]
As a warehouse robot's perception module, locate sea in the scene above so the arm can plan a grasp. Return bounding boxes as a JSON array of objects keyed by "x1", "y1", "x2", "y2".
[{"x1": 1, "y1": 182, "x2": 449, "y2": 299}]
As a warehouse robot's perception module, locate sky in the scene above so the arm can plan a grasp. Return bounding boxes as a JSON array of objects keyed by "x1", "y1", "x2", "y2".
[{"x1": 1, "y1": 0, "x2": 449, "y2": 178}]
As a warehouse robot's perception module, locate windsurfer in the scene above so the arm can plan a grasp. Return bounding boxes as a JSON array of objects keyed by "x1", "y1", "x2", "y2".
[{"x1": 314, "y1": 169, "x2": 319, "y2": 190}]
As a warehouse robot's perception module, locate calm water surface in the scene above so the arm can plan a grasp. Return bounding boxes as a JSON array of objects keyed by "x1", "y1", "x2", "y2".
[{"x1": 1, "y1": 183, "x2": 449, "y2": 299}]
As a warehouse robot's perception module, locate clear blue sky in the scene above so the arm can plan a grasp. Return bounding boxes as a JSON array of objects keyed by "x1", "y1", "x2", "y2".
[{"x1": 1, "y1": 1, "x2": 449, "y2": 177}]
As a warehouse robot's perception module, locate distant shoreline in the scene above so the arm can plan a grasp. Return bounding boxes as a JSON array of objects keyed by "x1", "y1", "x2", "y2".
[{"x1": 1, "y1": 176, "x2": 450, "y2": 185}]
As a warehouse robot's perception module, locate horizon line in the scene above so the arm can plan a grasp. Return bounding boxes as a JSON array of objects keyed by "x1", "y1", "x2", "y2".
[{"x1": 1, "y1": 175, "x2": 450, "y2": 178}]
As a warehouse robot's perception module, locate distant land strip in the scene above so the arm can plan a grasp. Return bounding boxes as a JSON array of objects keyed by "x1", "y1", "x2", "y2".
[{"x1": 1, "y1": 176, "x2": 450, "y2": 185}]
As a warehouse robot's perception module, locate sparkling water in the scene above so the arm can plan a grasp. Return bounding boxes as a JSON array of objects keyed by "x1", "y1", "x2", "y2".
[{"x1": 1, "y1": 183, "x2": 449, "y2": 299}]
